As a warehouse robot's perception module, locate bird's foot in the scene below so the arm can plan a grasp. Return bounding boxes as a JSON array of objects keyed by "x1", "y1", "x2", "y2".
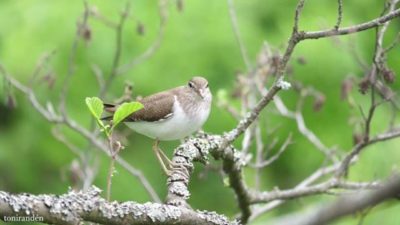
[
  {"x1": 153, "y1": 140, "x2": 189, "y2": 178},
  {"x1": 167, "y1": 162, "x2": 189, "y2": 180}
]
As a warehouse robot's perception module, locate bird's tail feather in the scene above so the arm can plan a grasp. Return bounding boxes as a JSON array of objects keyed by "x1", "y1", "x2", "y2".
[
  {"x1": 103, "y1": 103, "x2": 117, "y2": 112},
  {"x1": 101, "y1": 103, "x2": 116, "y2": 121}
]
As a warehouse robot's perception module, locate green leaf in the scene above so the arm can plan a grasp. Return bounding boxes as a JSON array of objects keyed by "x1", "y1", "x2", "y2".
[
  {"x1": 85, "y1": 97, "x2": 104, "y2": 119},
  {"x1": 112, "y1": 102, "x2": 143, "y2": 128}
]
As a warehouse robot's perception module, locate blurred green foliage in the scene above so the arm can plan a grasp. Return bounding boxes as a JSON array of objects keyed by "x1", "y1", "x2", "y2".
[{"x1": 0, "y1": 0, "x2": 400, "y2": 225}]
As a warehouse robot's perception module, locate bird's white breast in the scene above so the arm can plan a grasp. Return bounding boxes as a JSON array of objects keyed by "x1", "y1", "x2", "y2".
[{"x1": 125, "y1": 95, "x2": 210, "y2": 141}]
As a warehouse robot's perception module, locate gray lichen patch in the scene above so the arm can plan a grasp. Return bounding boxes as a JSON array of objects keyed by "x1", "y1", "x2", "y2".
[
  {"x1": 197, "y1": 210, "x2": 240, "y2": 225},
  {"x1": 166, "y1": 132, "x2": 245, "y2": 211},
  {"x1": 168, "y1": 182, "x2": 190, "y2": 198}
]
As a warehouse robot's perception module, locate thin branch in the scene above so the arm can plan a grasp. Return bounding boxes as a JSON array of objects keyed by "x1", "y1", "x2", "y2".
[
  {"x1": 29, "y1": 50, "x2": 57, "y2": 86},
  {"x1": 227, "y1": 0, "x2": 251, "y2": 70},
  {"x1": 384, "y1": 31, "x2": 400, "y2": 53},
  {"x1": 273, "y1": 176, "x2": 400, "y2": 225},
  {"x1": 293, "y1": 0, "x2": 306, "y2": 34},
  {"x1": 89, "y1": 7, "x2": 118, "y2": 29},
  {"x1": 223, "y1": 85, "x2": 281, "y2": 145},
  {"x1": 91, "y1": 64, "x2": 105, "y2": 91},
  {"x1": 295, "y1": 111, "x2": 336, "y2": 161},
  {"x1": 302, "y1": 8, "x2": 400, "y2": 39},
  {"x1": 250, "y1": 179, "x2": 381, "y2": 204},
  {"x1": 116, "y1": 0, "x2": 169, "y2": 75},
  {"x1": 52, "y1": 127, "x2": 84, "y2": 160},
  {"x1": 259, "y1": 85, "x2": 336, "y2": 161},
  {"x1": 254, "y1": 124, "x2": 264, "y2": 189},
  {"x1": 334, "y1": 0, "x2": 343, "y2": 30},
  {"x1": 99, "y1": 2, "x2": 130, "y2": 97},
  {"x1": 222, "y1": 0, "x2": 307, "y2": 146},
  {"x1": 59, "y1": 1, "x2": 90, "y2": 115},
  {"x1": 336, "y1": 127, "x2": 400, "y2": 177},
  {"x1": 250, "y1": 134, "x2": 292, "y2": 168},
  {"x1": 249, "y1": 163, "x2": 341, "y2": 221}
]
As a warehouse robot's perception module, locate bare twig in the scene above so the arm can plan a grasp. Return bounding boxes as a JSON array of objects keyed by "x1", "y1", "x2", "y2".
[
  {"x1": 99, "y1": 2, "x2": 131, "y2": 97},
  {"x1": 250, "y1": 163, "x2": 342, "y2": 221},
  {"x1": 336, "y1": 127, "x2": 400, "y2": 177},
  {"x1": 116, "y1": 0, "x2": 169, "y2": 75},
  {"x1": 250, "y1": 134, "x2": 292, "y2": 168},
  {"x1": 52, "y1": 127, "x2": 84, "y2": 160},
  {"x1": 89, "y1": 7, "x2": 118, "y2": 29},
  {"x1": 273, "y1": 176, "x2": 400, "y2": 225},
  {"x1": 227, "y1": 0, "x2": 251, "y2": 70},
  {"x1": 334, "y1": 0, "x2": 343, "y2": 30},
  {"x1": 384, "y1": 31, "x2": 400, "y2": 53},
  {"x1": 59, "y1": 1, "x2": 90, "y2": 115},
  {"x1": 222, "y1": 0, "x2": 306, "y2": 146},
  {"x1": 250, "y1": 180, "x2": 381, "y2": 204},
  {"x1": 302, "y1": 8, "x2": 400, "y2": 39},
  {"x1": 29, "y1": 50, "x2": 57, "y2": 86},
  {"x1": 258, "y1": 84, "x2": 336, "y2": 160},
  {"x1": 90, "y1": 64, "x2": 105, "y2": 91}
]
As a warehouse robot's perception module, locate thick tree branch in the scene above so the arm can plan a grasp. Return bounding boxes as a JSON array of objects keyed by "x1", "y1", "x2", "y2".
[
  {"x1": 0, "y1": 187, "x2": 237, "y2": 225},
  {"x1": 164, "y1": 133, "x2": 251, "y2": 223}
]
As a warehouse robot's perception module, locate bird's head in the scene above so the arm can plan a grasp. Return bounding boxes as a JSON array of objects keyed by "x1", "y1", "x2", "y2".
[{"x1": 187, "y1": 76, "x2": 211, "y2": 101}]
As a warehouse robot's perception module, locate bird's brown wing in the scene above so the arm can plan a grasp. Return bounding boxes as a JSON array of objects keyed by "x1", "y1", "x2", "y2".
[
  {"x1": 130, "y1": 91, "x2": 175, "y2": 122},
  {"x1": 103, "y1": 90, "x2": 176, "y2": 122}
]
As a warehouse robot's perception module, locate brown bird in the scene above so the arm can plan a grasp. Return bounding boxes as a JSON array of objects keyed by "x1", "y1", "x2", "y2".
[{"x1": 103, "y1": 76, "x2": 212, "y2": 175}]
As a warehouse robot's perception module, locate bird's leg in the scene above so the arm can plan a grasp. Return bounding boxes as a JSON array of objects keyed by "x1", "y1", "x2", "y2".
[
  {"x1": 158, "y1": 148, "x2": 189, "y2": 179},
  {"x1": 157, "y1": 148, "x2": 173, "y2": 166},
  {"x1": 152, "y1": 139, "x2": 171, "y2": 175},
  {"x1": 153, "y1": 140, "x2": 189, "y2": 178}
]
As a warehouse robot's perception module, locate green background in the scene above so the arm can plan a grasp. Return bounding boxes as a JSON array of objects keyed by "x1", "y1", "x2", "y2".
[{"x1": 0, "y1": 0, "x2": 399, "y2": 224}]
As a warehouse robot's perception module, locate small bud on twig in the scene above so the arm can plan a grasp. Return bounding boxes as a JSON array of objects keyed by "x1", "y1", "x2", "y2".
[
  {"x1": 313, "y1": 93, "x2": 325, "y2": 112},
  {"x1": 382, "y1": 67, "x2": 395, "y2": 84},
  {"x1": 358, "y1": 76, "x2": 370, "y2": 94}
]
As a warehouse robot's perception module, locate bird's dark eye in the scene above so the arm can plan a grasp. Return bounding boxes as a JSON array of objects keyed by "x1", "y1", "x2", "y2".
[
  {"x1": 205, "y1": 83, "x2": 209, "y2": 88},
  {"x1": 188, "y1": 82, "x2": 194, "y2": 88}
]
